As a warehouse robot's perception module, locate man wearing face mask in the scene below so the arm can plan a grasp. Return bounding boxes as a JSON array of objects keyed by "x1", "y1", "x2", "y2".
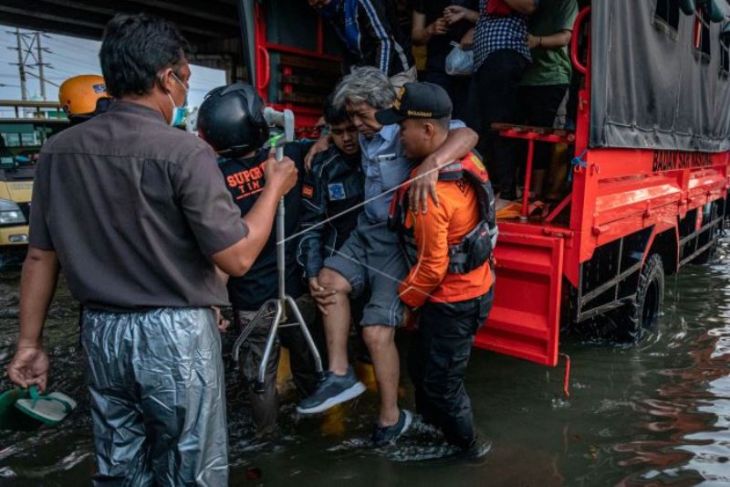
[{"x1": 5, "y1": 13, "x2": 298, "y2": 485}]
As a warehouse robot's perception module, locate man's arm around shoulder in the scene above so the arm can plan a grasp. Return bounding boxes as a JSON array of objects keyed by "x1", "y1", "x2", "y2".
[{"x1": 408, "y1": 125, "x2": 478, "y2": 213}]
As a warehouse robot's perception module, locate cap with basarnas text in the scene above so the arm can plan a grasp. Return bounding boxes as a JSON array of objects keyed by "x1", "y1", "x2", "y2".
[{"x1": 375, "y1": 82, "x2": 453, "y2": 126}]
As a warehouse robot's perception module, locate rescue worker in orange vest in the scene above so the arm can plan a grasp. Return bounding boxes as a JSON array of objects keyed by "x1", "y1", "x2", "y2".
[
  {"x1": 378, "y1": 82, "x2": 496, "y2": 452},
  {"x1": 58, "y1": 74, "x2": 112, "y2": 125}
]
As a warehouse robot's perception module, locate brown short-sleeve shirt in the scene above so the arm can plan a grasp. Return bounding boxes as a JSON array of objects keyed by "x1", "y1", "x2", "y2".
[{"x1": 29, "y1": 101, "x2": 248, "y2": 311}]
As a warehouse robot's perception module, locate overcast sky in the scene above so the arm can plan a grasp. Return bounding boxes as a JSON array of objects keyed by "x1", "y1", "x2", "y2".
[{"x1": 0, "y1": 24, "x2": 226, "y2": 112}]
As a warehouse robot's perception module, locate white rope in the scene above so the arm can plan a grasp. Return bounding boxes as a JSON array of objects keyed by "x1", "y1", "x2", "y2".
[
  {"x1": 322, "y1": 245, "x2": 404, "y2": 285},
  {"x1": 277, "y1": 161, "x2": 445, "y2": 246},
  {"x1": 320, "y1": 216, "x2": 439, "y2": 304},
  {"x1": 323, "y1": 245, "x2": 440, "y2": 303}
]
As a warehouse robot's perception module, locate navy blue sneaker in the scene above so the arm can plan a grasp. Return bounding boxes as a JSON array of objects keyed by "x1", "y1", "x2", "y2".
[
  {"x1": 296, "y1": 367, "x2": 366, "y2": 415},
  {"x1": 372, "y1": 409, "x2": 413, "y2": 447}
]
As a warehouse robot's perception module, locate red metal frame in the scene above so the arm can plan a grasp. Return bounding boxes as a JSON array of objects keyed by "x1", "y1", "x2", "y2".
[
  {"x1": 570, "y1": 7, "x2": 590, "y2": 76},
  {"x1": 475, "y1": 225, "x2": 564, "y2": 366},
  {"x1": 494, "y1": 125, "x2": 575, "y2": 219},
  {"x1": 253, "y1": 2, "x2": 340, "y2": 132}
]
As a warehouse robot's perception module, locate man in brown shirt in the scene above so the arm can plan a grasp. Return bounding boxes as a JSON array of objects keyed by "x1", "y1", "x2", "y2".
[{"x1": 5, "y1": 14, "x2": 297, "y2": 485}]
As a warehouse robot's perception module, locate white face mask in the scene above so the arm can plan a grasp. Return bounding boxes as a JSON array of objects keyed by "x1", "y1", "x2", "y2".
[{"x1": 167, "y1": 73, "x2": 189, "y2": 127}]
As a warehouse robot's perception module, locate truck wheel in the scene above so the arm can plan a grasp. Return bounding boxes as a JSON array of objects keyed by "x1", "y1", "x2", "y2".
[{"x1": 610, "y1": 254, "x2": 664, "y2": 342}]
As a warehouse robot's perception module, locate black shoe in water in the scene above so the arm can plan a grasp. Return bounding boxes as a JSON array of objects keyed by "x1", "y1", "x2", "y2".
[
  {"x1": 456, "y1": 438, "x2": 492, "y2": 460},
  {"x1": 371, "y1": 409, "x2": 413, "y2": 447},
  {"x1": 296, "y1": 367, "x2": 366, "y2": 415}
]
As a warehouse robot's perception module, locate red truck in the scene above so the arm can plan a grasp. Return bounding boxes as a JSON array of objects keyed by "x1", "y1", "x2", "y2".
[{"x1": 240, "y1": 0, "x2": 730, "y2": 369}]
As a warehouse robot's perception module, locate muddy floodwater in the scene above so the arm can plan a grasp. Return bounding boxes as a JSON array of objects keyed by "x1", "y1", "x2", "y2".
[{"x1": 1, "y1": 239, "x2": 729, "y2": 486}]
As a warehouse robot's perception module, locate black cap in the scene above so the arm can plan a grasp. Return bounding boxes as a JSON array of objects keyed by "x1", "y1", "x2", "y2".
[{"x1": 375, "y1": 82, "x2": 453, "y2": 126}]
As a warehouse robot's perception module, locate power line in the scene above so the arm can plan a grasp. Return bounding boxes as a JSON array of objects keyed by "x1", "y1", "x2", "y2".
[
  {"x1": 24, "y1": 70, "x2": 60, "y2": 88},
  {"x1": 47, "y1": 65, "x2": 86, "y2": 77},
  {"x1": 47, "y1": 35, "x2": 100, "y2": 49},
  {"x1": 47, "y1": 51, "x2": 99, "y2": 67}
]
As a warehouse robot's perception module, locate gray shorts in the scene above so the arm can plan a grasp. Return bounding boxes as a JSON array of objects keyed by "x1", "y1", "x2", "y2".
[{"x1": 323, "y1": 220, "x2": 407, "y2": 327}]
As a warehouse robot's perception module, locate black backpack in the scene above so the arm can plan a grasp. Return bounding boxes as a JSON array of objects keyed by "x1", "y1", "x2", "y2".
[{"x1": 388, "y1": 152, "x2": 498, "y2": 274}]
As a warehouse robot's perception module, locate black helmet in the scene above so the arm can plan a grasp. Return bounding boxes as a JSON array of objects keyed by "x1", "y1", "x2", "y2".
[{"x1": 197, "y1": 82, "x2": 269, "y2": 157}]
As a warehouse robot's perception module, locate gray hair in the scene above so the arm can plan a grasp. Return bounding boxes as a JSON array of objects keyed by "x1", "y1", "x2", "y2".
[{"x1": 333, "y1": 66, "x2": 396, "y2": 110}]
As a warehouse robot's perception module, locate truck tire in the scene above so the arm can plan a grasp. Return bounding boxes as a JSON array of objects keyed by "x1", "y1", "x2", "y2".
[{"x1": 610, "y1": 254, "x2": 664, "y2": 342}]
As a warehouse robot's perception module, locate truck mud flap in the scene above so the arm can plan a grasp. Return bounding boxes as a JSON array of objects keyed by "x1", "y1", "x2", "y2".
[{"x1": 474, "y1": 230, "x2": 564, "y2": 367}]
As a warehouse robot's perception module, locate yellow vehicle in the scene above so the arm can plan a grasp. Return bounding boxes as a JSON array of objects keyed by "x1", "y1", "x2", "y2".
[{"x1": 0, "y1": 100, "x2": 68, "y2": 268}]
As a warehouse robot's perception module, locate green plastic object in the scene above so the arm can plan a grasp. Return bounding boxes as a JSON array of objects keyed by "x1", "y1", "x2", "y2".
[
  {"x1": 697, "y1": 0, "x2": 726, "y2": 22},
  {"x1": 0, "y1": 387, "x2": 29, "y2": 427},
  {"x1": 679, "y1": 0, "x2": 726, "y2": 24},
  {"x1": 13, "y1": 386, "x2": 77, "y2": 426},
  {"x1": 267, "y1": 133, "x2": 285, "y2": 149},
  {"x1": 708, "y1": 0, "x2": 726, "y2": 23},
  {"x1": 680, "y1": 0, "x2": 696, "y2": 15}
]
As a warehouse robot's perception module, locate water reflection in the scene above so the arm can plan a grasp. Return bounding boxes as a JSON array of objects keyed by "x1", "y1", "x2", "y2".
[
  {"x1": 615, "y1": 247, "x2": 730, "y2": 486},
  {"x1": 0, "y1": 240, "x2": 728, "y2": 485}
]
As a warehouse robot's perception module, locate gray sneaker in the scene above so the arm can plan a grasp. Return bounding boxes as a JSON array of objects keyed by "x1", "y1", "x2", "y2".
[{"x1": 296, "y1": 367, "x2": 366, "y2": 415}]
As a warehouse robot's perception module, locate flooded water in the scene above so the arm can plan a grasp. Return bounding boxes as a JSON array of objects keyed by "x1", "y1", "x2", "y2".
[{"x1": 1, "y1": 239, "x2": 729, "y2": 486}]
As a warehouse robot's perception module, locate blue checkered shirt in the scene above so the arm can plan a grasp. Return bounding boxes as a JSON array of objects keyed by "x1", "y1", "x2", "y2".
[{"x1": 473, "y1": 0, "x2": 531, "y2": 71}]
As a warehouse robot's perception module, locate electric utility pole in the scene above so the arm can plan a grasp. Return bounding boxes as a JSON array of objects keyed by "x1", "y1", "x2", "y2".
[
  {"x1": 7, "y1": 28, "x2": 52, "y2": 101},
  {"x1": 12, "y1": 28, "x2": 27, "y2": 100},
  {"x1": 36, "y1": 33, "x2": 47, "y2": 100}
]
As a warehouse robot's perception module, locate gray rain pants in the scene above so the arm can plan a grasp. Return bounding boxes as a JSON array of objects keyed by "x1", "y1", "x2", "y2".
[{"x1": 81, "y1": 307, "x2": 228, "y2": 486}]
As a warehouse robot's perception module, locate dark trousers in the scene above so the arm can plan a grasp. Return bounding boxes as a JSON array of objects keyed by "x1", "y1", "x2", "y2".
[
  {"x1": 466, "y1": 49, "x2": 529, "y2": 198},
  {"x1": 408, "y1": 290, "x2": 493, "y2": 449},
  {"x1": 235, "y1": 295, "x2": 323, "y2": 436},
  {"x1": 422, "y1": 69, "x2": 472, "y2": 121},
  {"x1": 517, "y1": 84, "x2": 569, "y2": 171}
]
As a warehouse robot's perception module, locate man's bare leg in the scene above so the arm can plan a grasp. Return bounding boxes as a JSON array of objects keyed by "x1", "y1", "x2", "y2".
[
  {"x1": 317, "y1": 268, "x2": 352, "y2": 375},
  {"x1": 362, "y1": 325, "x2": 400, "y2": 426},
  {"x1": 298, "y1": 268, "x2": 365, "y2": 415}
]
